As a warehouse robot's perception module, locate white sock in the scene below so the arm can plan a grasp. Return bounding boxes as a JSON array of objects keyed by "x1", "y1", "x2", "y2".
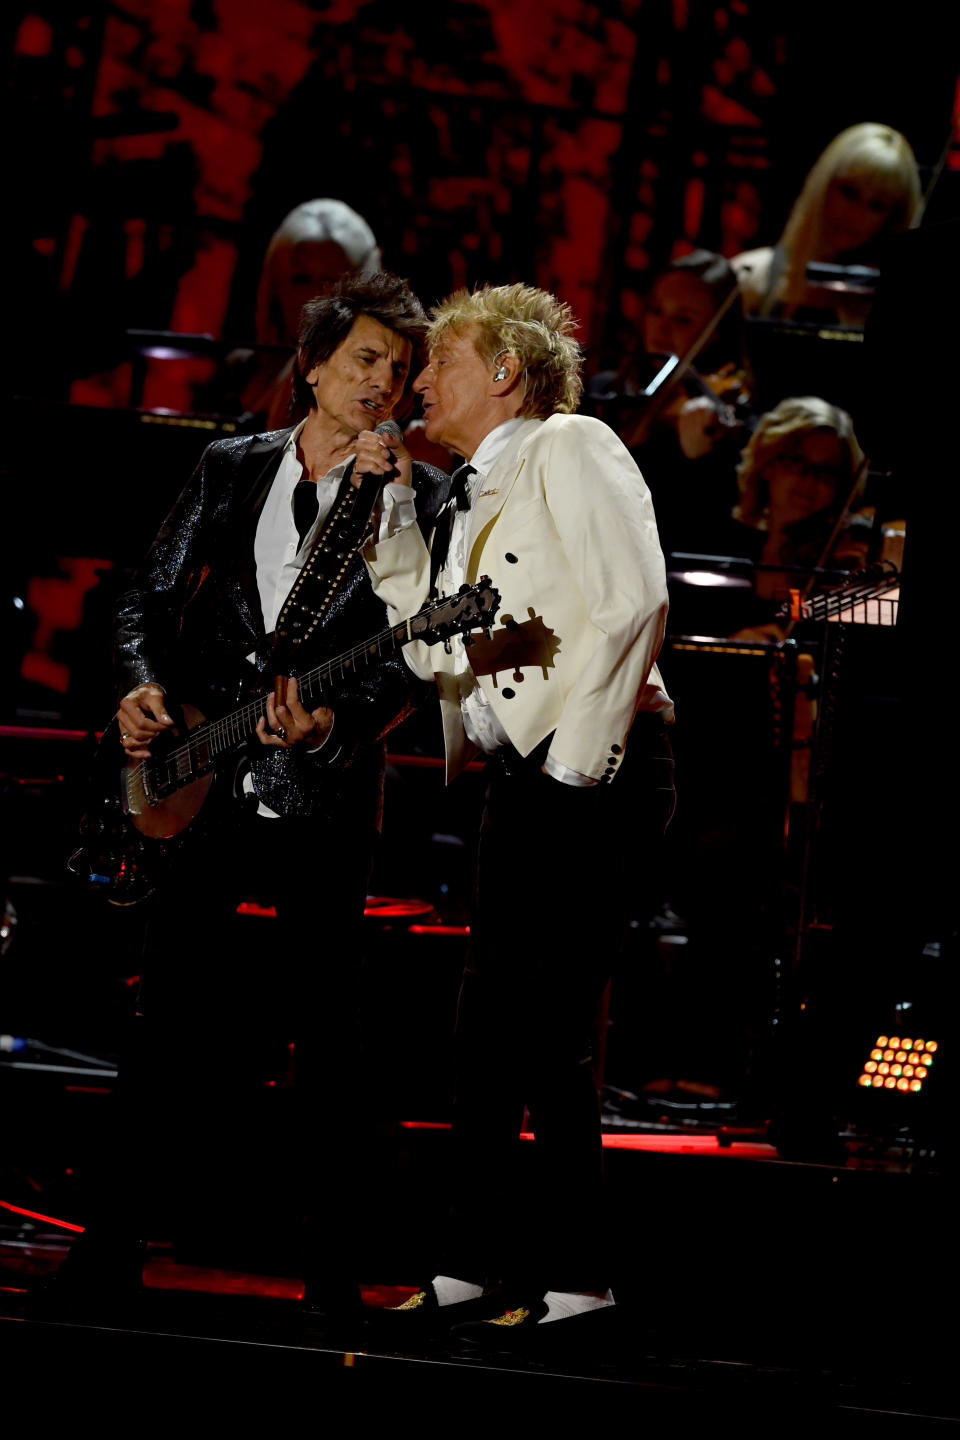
[
  {"x1": 431, "y1": 1274, "x2": 485, "y2": 1307},
  {"x1": 538, "y1": 1288, "x2": 615, "y2": 1324}
]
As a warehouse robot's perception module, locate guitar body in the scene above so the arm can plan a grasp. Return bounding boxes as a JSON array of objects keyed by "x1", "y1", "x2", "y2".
[
  {"x1": 72, "y1": 699, "x2": 249, "y2": 907},
  {"x1": 122, "y1": 703, "x2": 214, "y2": 840}
]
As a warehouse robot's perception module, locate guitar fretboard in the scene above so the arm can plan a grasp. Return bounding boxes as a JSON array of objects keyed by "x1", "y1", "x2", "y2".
[
  {"x1": 150, "y1": 619, "x2": 414, "y2": 786},
  {"x1": 124, "y1": 580, "x2": 497, "y2": 807}
]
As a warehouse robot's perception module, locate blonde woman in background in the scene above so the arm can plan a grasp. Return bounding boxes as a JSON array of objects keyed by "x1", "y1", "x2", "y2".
[{"x1": 732, "y1": 124, "x2": 921, "y2": 326}]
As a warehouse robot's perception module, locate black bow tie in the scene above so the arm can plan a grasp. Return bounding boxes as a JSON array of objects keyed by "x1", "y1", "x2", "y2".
[{"x1": 450, "y1": 464, "x2": 476, "y2": 512}]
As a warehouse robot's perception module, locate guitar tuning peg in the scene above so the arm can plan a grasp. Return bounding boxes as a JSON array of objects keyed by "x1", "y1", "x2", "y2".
[
  {"x1": 458, "y1": 583, "x2": 471, "y2": 595},
  {"x1": 443, "y1": 638, "x2": 452, "y2": 655},
  {"x1": 462, "y1": 632, "x2": 474, "y2": 647}
]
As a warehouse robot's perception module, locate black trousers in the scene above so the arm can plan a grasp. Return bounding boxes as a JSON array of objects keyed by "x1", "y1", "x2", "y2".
[
  {"x1": 100, "y1": 802, "x2": 374, "y2": 1284},
  {"x1": 439, "y1": 714, "x2": 676, "y2": 1294}
]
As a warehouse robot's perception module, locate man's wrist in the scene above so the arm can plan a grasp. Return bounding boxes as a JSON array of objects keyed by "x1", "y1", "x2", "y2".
[
  {"x1": 543, "y1": 752, "x2": 598, "y2": 787},
  {"x1": 305, "y1": 715, "x2": 344, "y2": 763}
]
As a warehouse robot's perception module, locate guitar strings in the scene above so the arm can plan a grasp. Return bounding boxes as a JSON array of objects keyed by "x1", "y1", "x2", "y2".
[{"x1": 129, "y1": 591, "x2": 476, "y2": 784}]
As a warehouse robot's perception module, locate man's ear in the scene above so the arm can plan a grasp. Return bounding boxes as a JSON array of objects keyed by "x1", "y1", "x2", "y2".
[
  {"x1": 492, "y1": 351, "x2": 520, "y2": 387},
  {"x1": 300, "y1": 350, "x2": 319, "y2": 386}
]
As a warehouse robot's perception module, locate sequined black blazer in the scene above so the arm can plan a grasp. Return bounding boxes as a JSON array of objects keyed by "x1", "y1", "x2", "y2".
[{"x1": 113, "y1": 427, "x2": 450, "y2": 821}]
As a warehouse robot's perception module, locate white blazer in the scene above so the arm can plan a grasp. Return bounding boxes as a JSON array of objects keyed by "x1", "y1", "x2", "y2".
[{"x1": 364, "y1": 413, "x2": 672, "y2": 783}]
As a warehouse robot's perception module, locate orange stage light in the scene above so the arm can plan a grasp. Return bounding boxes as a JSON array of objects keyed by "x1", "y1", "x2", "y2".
[{"x1": 857, "y1": 1036, "x2": 938, "y2": 1096}]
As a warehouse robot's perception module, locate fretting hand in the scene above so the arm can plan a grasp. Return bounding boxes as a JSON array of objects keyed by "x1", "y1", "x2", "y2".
[{"x1": 257, "y1": 676, "x2": 334, "y2": 750}]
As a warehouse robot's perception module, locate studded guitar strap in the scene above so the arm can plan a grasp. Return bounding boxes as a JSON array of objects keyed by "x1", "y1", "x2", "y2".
[{"x1": 269, "y1": 465, "x2": 384, "y2": 702}]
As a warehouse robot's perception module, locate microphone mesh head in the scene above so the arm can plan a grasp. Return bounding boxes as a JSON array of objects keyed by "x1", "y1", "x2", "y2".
[{"x1": 374, "y1": 418, "x2": 403, "y2": 442}]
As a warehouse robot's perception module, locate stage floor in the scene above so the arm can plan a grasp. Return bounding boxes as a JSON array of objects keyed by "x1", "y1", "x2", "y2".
[{"x1": 2, "y1": 1126, "x2": 956, "y2": 1430}]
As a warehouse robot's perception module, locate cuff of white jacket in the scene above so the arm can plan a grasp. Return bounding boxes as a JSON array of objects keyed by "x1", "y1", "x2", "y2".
[
  {"x1": 543, "y1": 752, "x2": 598, "y2": 787},
  {"x1": 377, "y1": 482, "x2": 419, "y2": 541}
]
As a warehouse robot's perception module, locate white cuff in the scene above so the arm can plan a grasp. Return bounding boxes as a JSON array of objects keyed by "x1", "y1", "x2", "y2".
[
  {"x1": 306, "y1": 715, "x2": 338, "y2": 757},
  {"x1": 543, "y1": 753, "x2": 597, "y2": 787},
  {"x1": 378, "y1": 482, "x2": 418, "y2": 541}
]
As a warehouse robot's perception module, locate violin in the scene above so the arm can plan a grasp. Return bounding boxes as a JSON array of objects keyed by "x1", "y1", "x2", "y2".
[
  {"x1": 597, "y1": 354, "x2": 751, "y2": 451},
  {"x1": 594, "y1": 276, "x2": 751, "y2": 450}
]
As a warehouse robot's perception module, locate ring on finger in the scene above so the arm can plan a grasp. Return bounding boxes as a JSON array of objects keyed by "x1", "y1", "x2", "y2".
[{"x1": 276, "y1": 725, "x2": 287, "y2": 740}]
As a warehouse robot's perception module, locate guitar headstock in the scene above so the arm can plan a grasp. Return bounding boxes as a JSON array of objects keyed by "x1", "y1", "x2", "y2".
[{"x1": 410, "y1": 577, "x2": 502, "y2": 645}]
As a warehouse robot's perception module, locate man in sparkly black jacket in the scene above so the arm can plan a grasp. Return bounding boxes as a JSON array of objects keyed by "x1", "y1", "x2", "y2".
[{"x1": 58, "y1": 274, "x2": 449, "y2": 1319}]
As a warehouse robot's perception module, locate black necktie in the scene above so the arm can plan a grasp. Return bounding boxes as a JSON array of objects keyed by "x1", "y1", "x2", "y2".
[
  {"x1": 430, "y1": 465, "x2": 476, "y2": 591},
  {"x1": 450, "y1": 463, "x2": 476, "y2": 511},
  {"x1": 293, "y1": 479, "x2": 319, "y2": 548}
]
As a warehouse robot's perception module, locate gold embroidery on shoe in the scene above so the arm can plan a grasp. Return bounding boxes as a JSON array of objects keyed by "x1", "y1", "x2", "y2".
[
  {"x1": 489, "y1": 1307, "x2": 531, "y2": 1327},
  {"x1": 392, "y1": 1290, "x2": 428, "y2": 1310}
]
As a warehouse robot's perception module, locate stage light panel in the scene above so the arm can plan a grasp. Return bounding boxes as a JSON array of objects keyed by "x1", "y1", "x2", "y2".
[{"x1": 857, "y1": 1036, "x2": 938, "y2": 1095}]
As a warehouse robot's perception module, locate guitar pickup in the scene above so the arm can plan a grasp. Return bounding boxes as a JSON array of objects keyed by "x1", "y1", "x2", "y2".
[{"x1": 121, "y1": 763, "x2": 159, "y2": 814}]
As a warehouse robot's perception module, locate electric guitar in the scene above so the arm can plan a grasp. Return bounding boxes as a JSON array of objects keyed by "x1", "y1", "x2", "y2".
[{"x1": 70, "y1": 579, "x2": 500, "y2": 905}]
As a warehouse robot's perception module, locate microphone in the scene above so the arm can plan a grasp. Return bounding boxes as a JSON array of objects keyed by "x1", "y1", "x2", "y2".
[{"x1": 363, "y1": 417, "x2": 404, "y2": 486}]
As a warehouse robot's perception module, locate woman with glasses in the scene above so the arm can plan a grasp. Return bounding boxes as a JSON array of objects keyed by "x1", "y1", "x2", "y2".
[{"x1": 726, "y1": 395, "x2": 873, "y2": 640}]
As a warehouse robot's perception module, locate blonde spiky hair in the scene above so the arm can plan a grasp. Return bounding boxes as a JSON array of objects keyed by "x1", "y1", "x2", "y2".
[{"x1": 427, "y1": 283, "x2": 583, "y2": 418}]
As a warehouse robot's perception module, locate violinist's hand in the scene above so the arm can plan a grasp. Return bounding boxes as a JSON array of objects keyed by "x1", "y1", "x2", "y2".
[
  {"x1": 677, "y1": 396, "x2": 734, "y2": 459},
  {"x1": 257, "y1": 677, "x2": 334, "y2": 750},
  {"x1": 352, "y1": 426, "x2": 413, "y2": 491},
  {"x1": 117, "y1": 683, "x2": 176, "y2": 761}
]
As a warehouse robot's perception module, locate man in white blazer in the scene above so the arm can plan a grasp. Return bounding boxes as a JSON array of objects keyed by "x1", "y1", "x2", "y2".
[{"x1": 361, "y1": 282, "x2": 675, "y2": 1344}]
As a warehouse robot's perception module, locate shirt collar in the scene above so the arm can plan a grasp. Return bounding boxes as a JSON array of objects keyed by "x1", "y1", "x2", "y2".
[
  {"x1": 284, "y1": 418, "x2": 307, "y2": 454},
  {"x1": 282, "y1": 419, "x2": 352, "y2": 483},
  {"x1": 467, "y1": 417, "x2": 528, "y2": 477}
]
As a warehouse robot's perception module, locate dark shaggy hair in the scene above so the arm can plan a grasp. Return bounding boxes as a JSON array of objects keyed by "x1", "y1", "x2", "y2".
[{"x1": 292, "y1": 271, "x2": 427, "y2": 417}]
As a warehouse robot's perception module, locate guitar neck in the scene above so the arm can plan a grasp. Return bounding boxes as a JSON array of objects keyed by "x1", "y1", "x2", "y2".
[
  {"x1": 131, "y1": 582, "x2": 497, "y2": 809},
  {"x1": 296, "y1": 618, "x2": 415, "y2": 708},
  {"x1": 187, "y1": 617, "x2": 417, "y2": 767}
]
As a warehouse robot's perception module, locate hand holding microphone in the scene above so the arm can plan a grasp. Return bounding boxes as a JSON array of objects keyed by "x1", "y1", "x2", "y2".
[{"x1": 353, "y1": 417, "x2": 413, "y2": 491}]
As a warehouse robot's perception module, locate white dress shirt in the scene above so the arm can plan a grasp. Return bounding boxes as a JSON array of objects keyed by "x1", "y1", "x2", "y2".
[
  {"x1": 248, "y1": 422, "x2": 346, "y2": 815},
  {"x1": 255, "y1": 420, "x2": 350, "y2": 632}
]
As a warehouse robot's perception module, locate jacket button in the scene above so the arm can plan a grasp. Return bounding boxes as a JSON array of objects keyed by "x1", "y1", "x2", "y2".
[
  {"x1": 505, "y1": 553, "x2": 518, "y2": 563},
  {"x1": 611, "y1": 744, "x2": 622, "y2": 754},
  {"x1": 607, "y1": 756, "x2": 618, "y2": 766},
  {"x1": 605, "y1": 767, "x2": 615, "y2": 775},
  {"x1": 599, "y1": 774, "x2": 610, "y2": 784},
  {"x1": 502, "y1": 687, "x2": 515, "y2": 699}
]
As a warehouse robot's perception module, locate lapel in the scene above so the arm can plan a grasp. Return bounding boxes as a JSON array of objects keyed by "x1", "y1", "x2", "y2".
[
  {"x1": 466, "y1": 417, "x2": 542, "y2": 581},
  {"x1": 232, "y1": 427, "x2": 293, "y2": 638},
  {"x1": 238, "y1": 426, "x2": 295, "y2": 515}
]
